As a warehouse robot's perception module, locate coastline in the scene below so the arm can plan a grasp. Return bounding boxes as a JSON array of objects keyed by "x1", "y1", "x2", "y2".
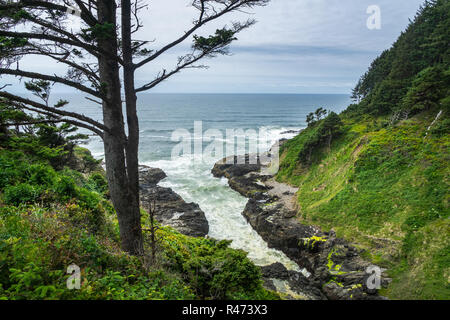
[
  {"x1": 138, "y1": 137, "x2": 390, "y2": 299},
  {"x1": 211, "y1": 146, "x2": 391, "y2": 300}
]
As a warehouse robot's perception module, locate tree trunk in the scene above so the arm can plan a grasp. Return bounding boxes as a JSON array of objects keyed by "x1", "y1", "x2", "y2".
[
  {"x1": 121, "y1": 0, "x2": 140, "y2": 216},
  {"x1": 97, "y1": 0, "x2": 143, "y2": 255}
]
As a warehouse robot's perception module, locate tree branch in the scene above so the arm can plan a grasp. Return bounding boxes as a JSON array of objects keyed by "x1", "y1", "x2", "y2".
[
  {"x1": 135, "y1": 19, "x2": 256, "y2": 93},
  {"x1": 0, "y1": 68, "x2": 102, "y2": 98},
  {"x1": 0, "y1": 0, "x2": 98, "y2": 27},
  {"x1": 0, "y1": 91, "x2": 109, "y2": 134},
  {"x1": 134, "y1": 0, "x2": 268, "y2": 69},
  {"x1": 4, "y1": 118, "x2": 103, "y2": 138},
  {"x1": 0, "y1": 30, "x2": 101, "y2": 58},
  {"x1": 135, "y1": 52, "x2": 208, "y2": 93},
  {"x1": 0, "y1": 30, "x2": 124, "y2": 65},
  {"x1": 73, "y1": 0, "x2": 99, "y2": 26}
]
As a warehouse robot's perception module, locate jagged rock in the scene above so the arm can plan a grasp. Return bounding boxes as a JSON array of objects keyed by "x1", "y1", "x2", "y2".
[
  {"x1": 260, "y1": 263, "x2": 326, "y2": 300},
  {"x1": 243, "y1": 198, "x2": 318, "y2": 260},
  {"x1": 260, "y1": 262, "x2": 291, "y2": 280},
  {"x1": 262, "y1": 278, "x2": 277, "y2": 292},
  {"x1": 139, "y1": 166, "x2": 166, "y2": 186},
  {"x1": 139, "y1": 165, "x2": 209, "y2": 237},
  {"x1": 323, "y1": 282, "x2": 351, "y2": 300},
  {"x1": 211, "y1": 150, "x2": 389, "y2": 300},
  {"x1": 212, "y1": 154, "x2": 262, "y2": 180}
]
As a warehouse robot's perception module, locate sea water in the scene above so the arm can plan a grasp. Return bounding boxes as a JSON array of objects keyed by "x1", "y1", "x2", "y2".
[{"x1": 65, "y1": 93, "x2": 351, "y2": 270}]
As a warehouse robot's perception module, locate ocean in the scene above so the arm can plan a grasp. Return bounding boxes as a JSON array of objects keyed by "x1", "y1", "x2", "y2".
[{"x1": 65, "y1": 93, "x2": 351, "y2": 269}]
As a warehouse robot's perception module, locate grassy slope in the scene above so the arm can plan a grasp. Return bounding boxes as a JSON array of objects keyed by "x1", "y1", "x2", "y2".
[{"x1": 277, "y1": 111, "x2": 449, "y2": 299}]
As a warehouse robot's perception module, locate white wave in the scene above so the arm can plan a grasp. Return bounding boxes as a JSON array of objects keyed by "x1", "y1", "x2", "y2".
[
  {"x1": 143, "y1": 125, "x2": 304, "y2": 270},
  {"x1": 86, "y1": 125, "x2": 304, "y2": 270}
]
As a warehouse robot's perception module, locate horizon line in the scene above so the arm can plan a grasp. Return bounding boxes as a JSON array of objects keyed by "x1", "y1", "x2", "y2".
[{"x1": 11, "y1": 91, "x2": 351, "y2": 96}]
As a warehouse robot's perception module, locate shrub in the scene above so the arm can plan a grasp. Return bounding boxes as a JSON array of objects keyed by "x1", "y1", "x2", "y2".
[
  {"x1": 158, "y1": 228, "x2": 277, "y2": 300},
  {"x1": 3, "y1": 183, "x2": 41, "y2": 206},
  {"x1": 27, "y1": 163, "x2": 56, "y2": 187},
  {"x1": 87, "y1": 173, "x2": 108, "y2": 195},
  {"x1": 431, "y1": 117, "x2": 450, "y2": 137},
  {"x1": 53, "y1": 176, "x2": 78, "y2": 200}
]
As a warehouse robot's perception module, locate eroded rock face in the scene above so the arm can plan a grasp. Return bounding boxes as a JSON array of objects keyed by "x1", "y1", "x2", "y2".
[
  {"x1": 260, "y1": 263, "x2": 325, "y2": 300},
  {"x1": 211, "y1": 154, "x2": 263, "y2": 180},
  {"x1": 139, "y1": 166, "x2": 167, "y2": 186},
  {"x1": 212, "y1": 154, "x2": 390, "y2": 300},
  {"x1": 139, "y1": 165, "x2": 209, "y2": 237}
]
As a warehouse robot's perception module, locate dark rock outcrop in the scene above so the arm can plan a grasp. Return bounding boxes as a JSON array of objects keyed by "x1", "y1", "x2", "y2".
[
  {"x1": 212, "y1": 153, "x2": 390, "y2": 300},
  {"x1": 260, "y1": 263, "x2": 325, "y2": 300},
  {"x1": 139, "y1": 165, "x2": 209, "y2": 237},
  {"x1": 211, "y1": 154, "x2": 263, "y2": 180},
  {"x1": 280, "y1": 130, "x2": 301, "y2": 135}
]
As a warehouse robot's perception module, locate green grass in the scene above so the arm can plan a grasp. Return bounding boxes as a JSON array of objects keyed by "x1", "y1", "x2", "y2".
[{"x1": 277, "y1": 110, "x2": 450, "y2": 299}]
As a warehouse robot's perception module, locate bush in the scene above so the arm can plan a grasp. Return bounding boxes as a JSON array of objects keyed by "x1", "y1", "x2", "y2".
[
  {"x1": 431, "y1": 117, "x2": 450, "y2": 137},
  {"x1": 296, "y1": 112, "x2": 343, "y2": 164},
  {"x1": 158, "y1": 227, "x2": 278, "y2": 300},
  {"x1": 27, "y1": 163, "x2": 56, "y2": 187},
  {"x1": 3, "y1": 183, "x2": 41, "y2": 206},
  {"x1": 53, "y1": 176, "x2": 78, "y2": 200},
  {"x1": 87, "y1": 173, "x2": 108, "y2": 195}
]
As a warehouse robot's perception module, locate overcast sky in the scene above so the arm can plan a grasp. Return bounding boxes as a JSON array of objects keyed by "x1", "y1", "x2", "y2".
[
  {"x1": 134, "y1": 0, "x2": 425, "y2": 94},
  {"x1": 7, "y1": 0, "x2": 426, "y2": 94}
]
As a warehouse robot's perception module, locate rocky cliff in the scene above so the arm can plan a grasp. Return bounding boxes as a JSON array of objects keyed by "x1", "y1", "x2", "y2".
[{"x1": 212, "y1": 154, "x2": 390, "y2": 300}]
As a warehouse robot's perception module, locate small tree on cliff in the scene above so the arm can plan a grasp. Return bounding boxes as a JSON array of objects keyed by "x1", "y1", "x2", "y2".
[{"x1": 0, "y1": 0, "x2": 269, "y2": 255}]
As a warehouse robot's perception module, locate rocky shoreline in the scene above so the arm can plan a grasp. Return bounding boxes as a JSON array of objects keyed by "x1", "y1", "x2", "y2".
[
  {"x1": 212, "y1": 153, "x2": 391, "y2": 300},
  {"x1": 137, "y1": 164, "x2": 319, "y2": 299},
  {"x1": 138, "y1": 165, "x2": 209, "y2": 237},
  {"x1": 137, "y1": 158, "x2": 390, "y2": 300}
]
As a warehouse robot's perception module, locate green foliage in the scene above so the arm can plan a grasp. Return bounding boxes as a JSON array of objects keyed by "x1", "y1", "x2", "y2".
[
  {"x1": 0, "y1": 104, "x2": 28, "y2": 143},
  {"x1": 278, "y1": 112, "x2": 343, "y2": 180},
  {"x1": 0, "y1": 36, "x2": 28, "y2": 57},
  {"x1": 158, "y1": 227, "x2": 279, "y2": 300},
  {"x1": 0, "y1": 206, "x2": 195, "y2": 300},
  {"x1": 275, "y1": 4, "x2": 450, "y2": 299},
  {"x1": 402, "y1": 65, "x2": 450, "y2": 114},
  {"x1": 0, "y1": 7, "x2": 30, "y2": 21},
  {"x1": 430, "y1": 117, "x2": 450, "y2": 137},
  {"x1": 53, "y1": 176, "x2": 78, "y2": 199},
  {"x1": 81, "y1": 23, "x2": 116, "y2": 42},
  {"x1": 72, "y1": 147, "x2": 102, "y2": 173},
  {"x1": 0, "y1": 116, "x2": 275, "y2": 301},
  {"x1": 3, "y1": 183, "x2": 41, "y2": 206},
  {"x1": 278, "y1": 112, "x2": 449, "y2": 299},
  {"x1": 193, "y1": 28, "x2": 237, "y2": 53},
  {"x1": 306, "y1": 107, "x2": 328, "y2": 127},
  {"x1": 86, "y1": 173, "x2": 108, "y2": 195},
  {"x1": 0, "y1": 199, "x2": 276, "y2": 300},
  {"x1": 0, "y1": 100, "x2": 89, "y2": 170},
  {"x1": 349, "y1": 0, "x2": 450, "y2": 116},
  {"x1": 301, "y1": 235, "x2": 327, "y2": 250},
  {"x1": 278, "y1": 4, "x2": 450, "y2": 294},
  {"x1": 25, "y1": 80, "x2": 51, "y2": 104}
]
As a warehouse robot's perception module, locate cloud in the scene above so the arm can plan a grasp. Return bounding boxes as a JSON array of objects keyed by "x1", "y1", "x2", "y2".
[
  {"x1": 133, "y1": 0, "x2": 426, "y2": 93},
  {"x1": 3, "y1": 0, "x2": 426, "y2": 94}
]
